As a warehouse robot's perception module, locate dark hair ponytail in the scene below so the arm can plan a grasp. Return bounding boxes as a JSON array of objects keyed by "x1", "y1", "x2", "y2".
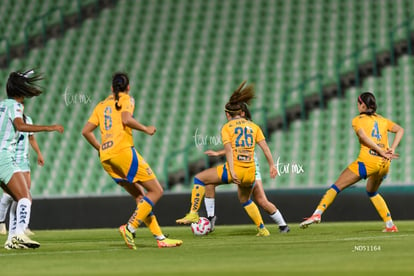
[
  {"x1": 112, "y1": 72, "x2": 129, "y2": 111},
  {"x1": 6, "y1": 69, "x2": 43, "y2": 98},
  {"x1": 225, "y1": 80, "x2": 255, "y2": 118},
  {"x1": 358, "y1": 92, "x2": 377, "y2": 115}
]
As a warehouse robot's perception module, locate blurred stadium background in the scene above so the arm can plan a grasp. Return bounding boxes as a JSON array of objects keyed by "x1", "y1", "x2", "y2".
[{"x1": 0, "y1": 0, "x2": 413, "y2": 227}]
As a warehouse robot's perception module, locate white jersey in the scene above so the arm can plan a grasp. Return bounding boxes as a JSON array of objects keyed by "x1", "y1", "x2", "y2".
[
  {"x1": 0, "y1": 99, "x2": 23, "y2": 153},
  {"x1": 15, "y1": 115, "x2": 33, "y2": 164}
]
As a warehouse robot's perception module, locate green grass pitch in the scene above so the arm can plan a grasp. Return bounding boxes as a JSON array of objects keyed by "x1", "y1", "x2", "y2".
[{"x1": 1, "y1": 221, "x2": 414, "y2": 275}]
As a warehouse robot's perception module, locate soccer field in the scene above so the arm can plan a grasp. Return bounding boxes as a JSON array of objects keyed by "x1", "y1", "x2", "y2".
[{"x1": 1, "y1": 221, "x2": 413, "y2": 275}]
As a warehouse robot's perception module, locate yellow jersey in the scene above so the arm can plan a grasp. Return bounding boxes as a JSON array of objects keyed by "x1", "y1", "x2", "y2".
[
  {"x1": 88, "y1": 92, "x2": 135, "y2": 161},
  {"x1": 221, "y1": 118, "x2": 265, "y2": 167},
  {"x1": 352, "y1": 113, "x2": 395, "y2": 161}
]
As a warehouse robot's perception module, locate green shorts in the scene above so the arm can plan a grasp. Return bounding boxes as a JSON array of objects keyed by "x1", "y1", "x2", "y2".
[
  {"x1": 16, "y1": 160, "x2": 31, "y2": 173},
  {"x1": 0, "y1": 151, "x2": 22, "y2": 184}
]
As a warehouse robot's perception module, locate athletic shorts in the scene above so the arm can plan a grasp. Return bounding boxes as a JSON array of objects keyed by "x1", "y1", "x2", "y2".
[
  {"x1": 216, "y1": 162, "x2": 256, "y2": 187},
  {"x1": 0, "y1": 151, "x2": 23, "y2": 184},
  {"x1": 16, "y1": 159, "x2": 30, "y2": 173},
  {"x1": 348, "y1": 157, "x2": 390, "y2": 180},
  {"x1": 101, "y1": 147, "x2": 156, "y2": 184}
]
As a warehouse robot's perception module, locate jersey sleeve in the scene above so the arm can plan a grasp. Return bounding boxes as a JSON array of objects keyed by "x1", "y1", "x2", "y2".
[
  {"x1": 87, "y1": 105, "x2": 100, "y2": 126},
  {"x1": 351, "y1": 116, "x2": 362, "y2": 133},
  {"x1": 12, "y1": 102, "x2": 23, "y2": 120},
  {"x1": 221, "y1": 125, "x2": 231, "y2": 145},
  {"x1": 255, "y1": 125, "x2": 265, "y2": 143},
  {"x1": 120, "y1": 94, "x2": 135, "y2": 114},
  {"x1": 386, "y1": 118, "x2": 396, "y2": 131}
]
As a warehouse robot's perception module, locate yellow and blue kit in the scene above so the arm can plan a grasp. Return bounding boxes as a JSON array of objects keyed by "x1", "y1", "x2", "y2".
[{"x1": 88, "y1": 92, "x2": 155, "y2": 183}]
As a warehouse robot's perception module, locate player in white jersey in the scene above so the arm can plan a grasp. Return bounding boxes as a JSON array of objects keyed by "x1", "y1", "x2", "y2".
[
  {"x1": 0, "y1": 69, "x2": 63, "y2": 249},
  {"x1": 0, "y1": 114, "x2": 44, "y2": 238}
]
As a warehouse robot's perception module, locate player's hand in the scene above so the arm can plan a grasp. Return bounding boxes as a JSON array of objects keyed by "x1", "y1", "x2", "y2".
[
  {"x1": 52, "y1": 124, "x2": 64, "y2": 133},
  {"x1": 384, "y1": 148, "x2": 399, "y2": 160},
  {"x1": 231, "y1": 171, "x2": 240, "y2": 185},
  {"x1": 270, "y1": 165, "x2": 278, "y2": 178},
  {"x1": 204, "y1": 150, "x2": 219, "y2": 157},
  {"x1": 146, "y1": 126, "x2": 156, "y2": 135},
  {"x1": 37, "y1": 154, "x2": 45, "y2": 166}
]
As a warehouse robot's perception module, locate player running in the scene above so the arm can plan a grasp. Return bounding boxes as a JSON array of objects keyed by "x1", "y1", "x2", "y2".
[
  {"x1": 82, "y1": 72, "x2": 182, "y2": 249},
  {"x1": 176, "y1": 81, "x2": 278, "y2": 236},
  {"x1": 300, "y1": 92, "x2": 404, "y2": 232},
  {"x1": 0, "y1": 69, "x2": 63, "y2": 249},
  {"x1": 0, "y1": 112, "x2": 44, "y2": 247}
]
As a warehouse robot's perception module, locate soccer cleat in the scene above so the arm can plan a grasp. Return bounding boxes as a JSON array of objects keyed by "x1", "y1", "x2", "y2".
[
  {"x1": 256, "y1": 227, "x2": 270, "y2": 237},
  {"x1": 4, "y1": 240, "x2": 27, "y2": 250},
  {"x1": 12, "y1": 234, "x2": 40, "y2": 249},
  {"x1": 208, "y1": 216, "x2": 217, "y2": 233},
  {"x1": 279, "y1": 225, "x2": 290, "y2": 233},
  {"x1": 119, "y1": 224, "x2": 136, "y2": 250},
  {"x1": 25, "y1": 228, "x2": 35, "y2": 236},
  {"x1": 0, "y1": 222, "x2": 6, "y2": 235},
  {"x1": 157, "y1": 238, "x2": 183, "y2": 248},
  {"x1": 382, "y1": 225, "x2": 398, "y2": 232},
  {"x1": 176, "y1": 212, "x2": 199, "y2": 225},
  {"x1": 300, "y1": 214, "x2": 321, "y2": 229}
]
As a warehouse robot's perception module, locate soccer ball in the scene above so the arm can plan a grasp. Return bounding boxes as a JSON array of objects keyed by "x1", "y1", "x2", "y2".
[{"x1": 191, "y1": 217, "x2": 211, "y2": 236}]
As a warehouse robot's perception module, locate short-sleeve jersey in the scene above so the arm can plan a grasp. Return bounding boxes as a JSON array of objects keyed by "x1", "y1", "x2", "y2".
[
  {"x1": 351, "y1": 113, "x2": 395, "y2": 160},
  {"x1": 15, "y1": 115, "x2": 33, "y2": 163},
  {"x1": 88, "y1": 93, "x2": 135, "y2": 161},
  {"x1": 0, "y1": 99, "x2": 24, "y2": 153},
  {"x1": 221, "y1": 118, "x2": 265, "y2": 167}
]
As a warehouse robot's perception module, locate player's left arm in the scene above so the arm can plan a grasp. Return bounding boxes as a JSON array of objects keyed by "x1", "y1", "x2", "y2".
[
  {"x1": 82, "y1": 122, "x2": 100, "y2": 151},
  {"x1": 29, "y1": 134, "x2": 44, "y2": 166},
  {"x1": 257, "y1": 139, "x2": 277, "y2": 178},
  {"x1": 121, "y1": 111, "x2": 156, "y2": 136},
  {"x1": 204, "y1": 148, "x2": 225, "y2": 157},
  {"x1": 388, "y1": 123, "x2": 404, "y2": 156},
  {"x1": 356, "y1": 128, "x2": 390, "y2": 159}
]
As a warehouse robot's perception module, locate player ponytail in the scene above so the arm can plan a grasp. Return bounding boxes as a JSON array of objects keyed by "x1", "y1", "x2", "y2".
[
  {"x1": 6, "y1": 69, "x2": 43, "y2": 98},
  {"x1": 112, "y1": 72, "x2": 129, "y2": 111},
  {"x1": 225, "y1": 80, "x2": 255, "y2": 118},
  {"x1": 358, "y1": 92, "x2": 377, "y2": 116}
]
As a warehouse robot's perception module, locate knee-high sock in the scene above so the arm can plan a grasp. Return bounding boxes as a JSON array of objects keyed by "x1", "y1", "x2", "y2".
[
  {"x1": 7, "y1": 201, "x2": 17, "y2": 242},
  {"x1": 15, "y1": 198, "x2": 31, "y2": 235},
  {"x1": 128, "y1": 196, "x2": 154, "y2": 231},
  {"x1": 315, "y1": 184, "x2": 340, "y2": 215},
  {"x1": 190, "y1": 178, "x2": 205, "y2": 213},
  {"x1": 368, "y1": 192, "x2": 392, "y2": 224},
  {"x1": 0, "y1": 193, "x2": 13, "y2": 222},
  {"x1": 144, "y1": 212, "x2": 165, "y2": 239},
  {"x1": 204, "y1": 197, "x2": 215, "y2": 217},
  {"x1": 243, "y1": 200, "x2": 265, "y2": 228}
]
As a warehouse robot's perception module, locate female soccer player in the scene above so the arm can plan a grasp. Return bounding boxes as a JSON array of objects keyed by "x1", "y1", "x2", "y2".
[
  {"x1": 300, "y1": 92, "x2": 404, "y2": 232},
  {"x1": 0, "y1": 113, "x2": 43, "y2": 244},
  {"x1": 202, "y1": 149, "x2": 290, "y2": 233},
  {"x1": 177, "y1": 81, "x2": 278, "y2": 236},
  {"x1": 0, "y1": 70, "x2": 64, "y2": 249},
  {"x1": 82, "y1": 72, "x2": 182, "y2": 249}
]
